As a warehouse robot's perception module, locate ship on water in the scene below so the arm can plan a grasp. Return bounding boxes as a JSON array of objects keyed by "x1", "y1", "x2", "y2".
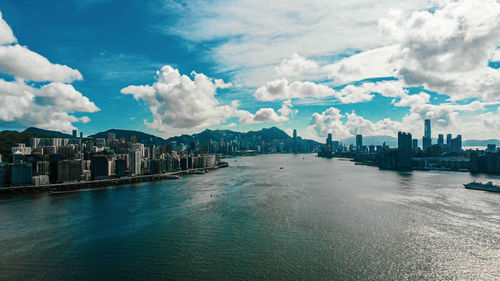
[{"x1": 464, "y1": 181, "x2": 500, "y2": 193}]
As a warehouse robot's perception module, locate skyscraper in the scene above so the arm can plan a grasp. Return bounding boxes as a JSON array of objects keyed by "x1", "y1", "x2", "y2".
[
  {"x1": 446, "y1": 134, "x2": 452, "y2": 145},
  {"x1": 292, "y1": 129, "x2": 298, "y2": 154},
  {"x1": 424, "y1": 119, "x2": 431, "y2": 138},
  {"x1": 397, "y1": 132, "x2": 413, "y2": 169},
  {"x1": 423, "y1": 119, "x2": 432, "y2": 151},
  {"x1": 72, "y1": 130, "x2": 77, "y2": 138},
  {"x1": 356, "y1": 135, "x2": 363, "y2": 151},
  {"x1": 437, "y1": 134, "x2": 444, "y2": 145}
]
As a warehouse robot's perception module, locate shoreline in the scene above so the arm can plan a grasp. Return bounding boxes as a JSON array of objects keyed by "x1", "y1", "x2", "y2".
[{"x1": 0, "y1": 162, "x2": 229, "y2": 195}]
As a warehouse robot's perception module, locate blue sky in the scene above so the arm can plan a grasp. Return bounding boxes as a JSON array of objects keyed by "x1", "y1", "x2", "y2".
[{"x1": 0, "y1": 0, "x2": 499, "y2": 141}]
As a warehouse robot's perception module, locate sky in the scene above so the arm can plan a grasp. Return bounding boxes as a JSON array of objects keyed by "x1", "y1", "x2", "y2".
[{"x1": 0, "y1": 0, "x2": 499, "y2": 142}]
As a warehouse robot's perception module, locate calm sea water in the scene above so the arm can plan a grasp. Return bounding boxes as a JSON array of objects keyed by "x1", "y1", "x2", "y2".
[{"x1": 0, "y1": 154, "x2": 499, "y2": 280}]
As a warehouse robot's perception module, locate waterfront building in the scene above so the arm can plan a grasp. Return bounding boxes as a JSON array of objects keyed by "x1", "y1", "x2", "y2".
[
  {"x1": 115, "y1": 159, "x2": 127, "y2": 177},
  {"x1": 129, "y1": 150, "x2": 142, "y2": 175},
  {"x1": 49, "y1": 154, "x2": 64, "y2": 184},
  {"x1": 412, "y1": 139, "x2": 419, "y2": 151},
  {"x1": 57, "y1": 160, "x2": 82, "y2": 183},
  {"x1": 356, "y1": 135, "x2": 363, "y2": 151},
  {"x1": 90, "y1": 155, "x2": 109, "y2": 180},
  {"x1": 10, "y1": 163, "x2": 32, "y2": 186},
  {"x1": 0, "y1": 163, "x2": 9, "y2": 187},
  {"x1": 36, "y1": 161, "x2": 50, "y2": 176},
  {"x1": 451, "y1": 135, "x2": 462, "y2": 153},
  {"x1": 422, "y1": 119, "x2": 432, "y2": 151},
  {"x1": 397, "y1": 132, "x2": 412, "y2": 169},
  {"x1": 487, "y1": 144, "x2": 496, "y2": 152},
  {"x1": 438, "y1": 134, "x2": 444, "y2": 145}
]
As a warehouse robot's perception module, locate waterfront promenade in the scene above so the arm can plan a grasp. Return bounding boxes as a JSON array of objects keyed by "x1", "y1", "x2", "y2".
[{"x1": 0, "y1": 162, "x2": 229, "y2": 194}]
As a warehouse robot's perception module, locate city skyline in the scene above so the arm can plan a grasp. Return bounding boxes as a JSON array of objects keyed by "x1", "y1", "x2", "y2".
[{"x1": 0, "y1": 1, "x2": 500, "y2": 143}]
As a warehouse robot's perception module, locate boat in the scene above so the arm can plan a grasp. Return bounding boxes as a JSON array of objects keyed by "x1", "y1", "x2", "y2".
[{"x1": 464, "y1": 181, "x2": 500, "y2": 193}]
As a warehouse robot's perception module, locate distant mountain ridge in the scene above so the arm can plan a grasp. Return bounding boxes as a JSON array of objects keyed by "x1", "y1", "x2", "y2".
[
  {"x1": 165, "y1": 126, "x2": 296, "y2": 145},
  {"x1": 88, "y1": 129, "x2": 166, "y2": 145},
  {"x1": 23, "y1": 127, "x2": 73, "y2": 138},
  {"x1": 3, "y1": 127, "x2": 498, "y2": 151}
]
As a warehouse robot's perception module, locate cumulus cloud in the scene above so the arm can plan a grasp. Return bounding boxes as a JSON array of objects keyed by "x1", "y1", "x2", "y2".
[
  {"x1": 0, "y1": 12, "x2": 16, "y2": 45},
  {"x1": 121, "y1": 65, "x2": 235, "y2": 130},
  {"x1": 157, "y1": 0, "x2": 431, "y2": 87},
  {"x1": 308, "y1": 91, "x2": 496, "y2": 141},
  {"x1": 0, "y1": 12, "x2": 97, "y2": 132},
  {"x1": 0, "y1": 79, "x2": 99, "y2": 132},
  {"x1": 275, "y1": 53, "x2": 319, "y2": 78},
  {"x1": 0, "y1": 45, "x2": 83, "y2": 83},
  {"x1": 255, "y1": 78, "x2": 405, "y2": 103},
  {"x1": 324, "y1": 45, "x2": 402, "y2": 85},
  {"x1": 233, "y1": 100, "x2": 294, "y2": 125}
]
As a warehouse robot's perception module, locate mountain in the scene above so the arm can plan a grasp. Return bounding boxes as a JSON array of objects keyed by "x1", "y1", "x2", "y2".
[
  {"x1": 341, "y1": 135, "x2": 398, "y2": 146},
  {"x1": 165, "y1": 126, "x2": 301, "y2": 145},
  {"x1": 463, "y1": 139, "x2": 500, "y2": 146},
  {"x1": 23, "y1": 127, "x2": 73, "y2": 138},
  {"x1": 88, "y1": 129, "x2": 166, "y2": 145},
  {"x1": 0, "y1": 130, "x2": 52, "y2": 162}
]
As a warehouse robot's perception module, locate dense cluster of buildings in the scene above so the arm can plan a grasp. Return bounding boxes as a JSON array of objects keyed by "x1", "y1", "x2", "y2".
[
  {"x1": 0, "y1": 132, "x2": 221, "y2": 187},
  {"x1": 204, "y1": 129, "x2": 317, "y2": 155},
  {"x1": 319, "y1": 119, "x2": 500, "y2": 174}
]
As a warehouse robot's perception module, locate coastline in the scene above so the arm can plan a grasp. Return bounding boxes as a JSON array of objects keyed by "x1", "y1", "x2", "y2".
[{"x1": 0, "y1": 162, "x2": 229, "y2": 195}]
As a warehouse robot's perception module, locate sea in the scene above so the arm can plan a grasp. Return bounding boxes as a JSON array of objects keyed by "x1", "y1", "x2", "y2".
[{"x1": 0, "y1": 154, "x2": 499, "y2": 280}]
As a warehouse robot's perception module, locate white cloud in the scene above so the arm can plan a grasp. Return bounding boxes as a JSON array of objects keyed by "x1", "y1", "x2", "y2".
[
  {"x1": 121, "y1": 65, "x2": 234, "y2": 130},
  {"x1": 0, "y1": 12, "x2": 98, "y2": 132},
  {"x1": 275, "y1": 53, "x2": 319, "y2": 78},
  {"x1": 79, "y1": 116, "x2": 91, "y2": 123},
  {"x1": 158, "y1": 0, "x2": 432, "y2": 87},
  {"x1": 37, "y1": 83, "x2": 99, "y2": 112},
  {"x1": 233, "y1": 100, "x2": 294, "y2": 124},
  {"x1": 324, "y1": 45, "x2": 402, "y2": 85},
  {"x1": 0, "y1": 45, "x2": 83, "y2": 83},
  {"x1": 254, "y1": 78, "x2": 334, "y2": 101},
  {"x1": 0, "y1": 79, "x2": 99, "y2": 132},
  {"x1": 0, "y1": 12, "x2": 16, "y2": 45},
  {"x1": 254, "y1": 78, "x2": 405, "y2": 103},
  {"x1": 492, "y1": 48, "x2": 500, "y2": 61}
]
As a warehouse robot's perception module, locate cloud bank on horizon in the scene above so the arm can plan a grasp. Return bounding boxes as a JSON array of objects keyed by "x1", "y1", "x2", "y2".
[{"x1": 0, "y1": 0, "x2": 499, "y2": 141}]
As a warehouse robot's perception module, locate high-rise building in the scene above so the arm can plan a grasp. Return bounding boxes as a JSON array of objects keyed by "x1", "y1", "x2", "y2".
[
  {"x1": 292, "y1": 129, "x2": 298, "y2": 154},
  {"x1": 356, "y1": 135, "x2": 363, "y2": 151},
  {"x1": 72, "y1": 130, "x2": 77, "y2": 138},
  {"x1": 451, "y1": 135, "x2": 462, "y2": 153},
  {"x1": 424, "y1": 119, "x2": 431, "y2": 138},
  {"x1": 90, "y1": 155, "x2": 109, "y2": 180},
  {"x1": 422, "y1": 119, "x2": 432, "y2": 151},
  {"x1": 438, "y1": 134, "x2": 444, "y2": 145},
  {"x1": 397, "y1": 132, "x2": 413, "y2": 169},
  {"x1": 129, "y1": 150, "x2": 142, "y2": 175},
  {"x1": 487, "y1": 144, "x2": 497, "y2": 152},
  {"x1": 446, "y1": 134, "x2": 452, "y2": 145},
  {"x1": 57, "y1": 160, "x2": 82, "y2": 183},
  {"x1": 412, "y1": 139, "x2": 419, "y2": 150},
  {"x1": 80, "y1": 132, "x2": 83, "y2": 139}
]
